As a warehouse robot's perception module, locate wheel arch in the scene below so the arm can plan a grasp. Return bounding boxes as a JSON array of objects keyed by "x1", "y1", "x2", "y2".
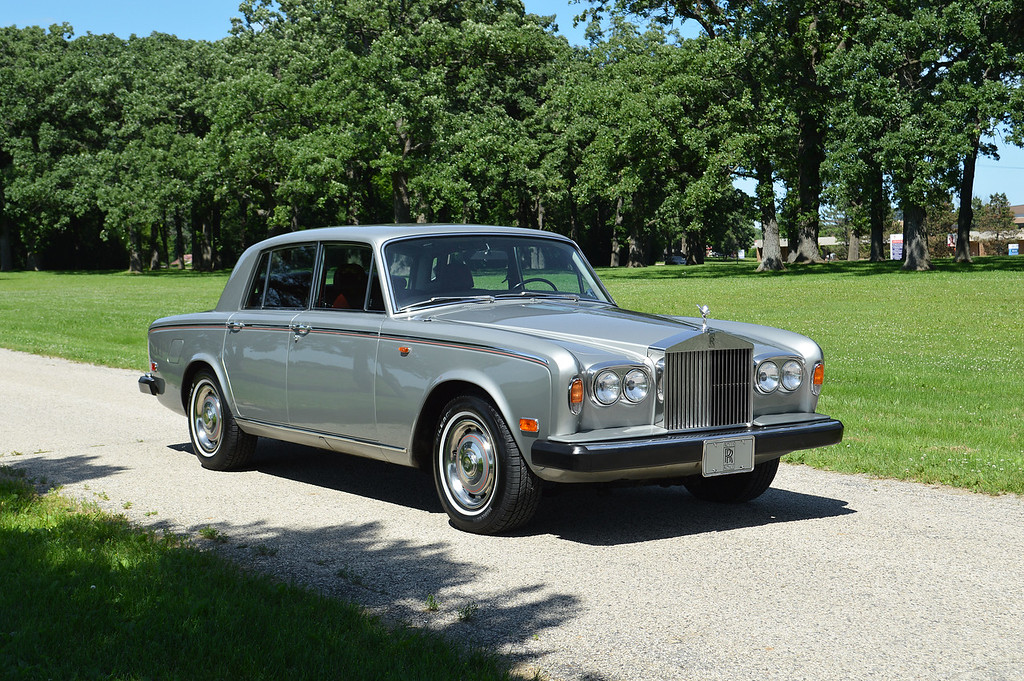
[
  {"x1": 179, "y1": 357, "x2": 231, "y2": 412},
  {"x1": 410, "y1": 380, "x2": 492, "y2": 472}
]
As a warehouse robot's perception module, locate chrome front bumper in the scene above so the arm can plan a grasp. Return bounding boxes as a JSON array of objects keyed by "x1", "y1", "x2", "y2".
[{"x1": 531, "y1": 416, "x2": 843, "y2": 475}]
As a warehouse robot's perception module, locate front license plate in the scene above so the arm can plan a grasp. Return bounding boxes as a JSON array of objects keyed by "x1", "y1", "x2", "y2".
[{"x1": 702, "y1": 436, "x2": 755, "y2": 477}]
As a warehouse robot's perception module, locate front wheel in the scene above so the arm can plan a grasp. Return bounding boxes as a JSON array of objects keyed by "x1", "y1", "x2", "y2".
[
  {"x1": 682, "y1": 457, "x2": 780, "y2": 503},
  {"x1": 433, "y1": 395, "x2": 541, "y2": 534},
  {"x1": 188, "y1": 371, "x2": 257, "y2": 471}
]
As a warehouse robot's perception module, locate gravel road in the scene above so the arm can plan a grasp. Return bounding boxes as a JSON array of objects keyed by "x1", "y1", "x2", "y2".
[{"x1": 2, "y1": 347, "x2": 1022, "y2": 681}]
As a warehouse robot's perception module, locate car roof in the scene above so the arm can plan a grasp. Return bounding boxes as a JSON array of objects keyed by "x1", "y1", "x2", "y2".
[{"x1": 250, "y1": 224, "x2": 574, "y2": 250}]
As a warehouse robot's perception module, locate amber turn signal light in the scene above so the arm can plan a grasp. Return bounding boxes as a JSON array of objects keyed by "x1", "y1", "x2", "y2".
[
  {"x1": 519, "y1": 418, "x2": 539, "y2": 433},
  {"x1": 812, "y1": 362, "x2": 824, "y2": 395}
]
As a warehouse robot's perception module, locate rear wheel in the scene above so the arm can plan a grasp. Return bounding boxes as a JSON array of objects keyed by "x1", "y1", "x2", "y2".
[
  {"x1": 682, "y1": 457, "x2": 780, "y2": 503},
  {"x1": 433, "y1": 395, "x2": 541, "y2": 534},
  {"x1": 188, "y1": 371, "x2": 257, "y2": 471}
]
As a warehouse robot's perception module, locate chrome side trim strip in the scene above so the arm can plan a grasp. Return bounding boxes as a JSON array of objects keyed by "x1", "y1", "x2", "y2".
[{"x1": 234, "y1": 417, "x2": 407, "y2": 455}]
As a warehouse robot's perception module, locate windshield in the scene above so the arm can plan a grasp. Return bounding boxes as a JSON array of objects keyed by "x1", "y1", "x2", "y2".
[{"x1": 382, "y1": 234, "x2": 612, "y2": 311}]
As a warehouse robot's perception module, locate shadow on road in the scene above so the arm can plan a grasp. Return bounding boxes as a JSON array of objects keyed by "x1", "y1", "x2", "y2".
[
  {"x1": 533, "y1": 483, "x2": 854, "y2": 545},
  {"x1": 192, "y1": 439, "x2": 856, "y2": 546}
]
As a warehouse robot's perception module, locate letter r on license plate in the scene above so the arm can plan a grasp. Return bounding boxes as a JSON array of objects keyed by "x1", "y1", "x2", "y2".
[{"x1": 702, "y1": 436, "x2": 755, "y2": 477}]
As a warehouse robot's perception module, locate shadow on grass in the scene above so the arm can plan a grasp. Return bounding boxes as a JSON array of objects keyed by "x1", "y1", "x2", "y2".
[
  {"x1": 10, "y1": 440, "x2": 852, "y2": 679},
  {"x1": 5, "y1": 448, "x2": 581, "y2": 678}
]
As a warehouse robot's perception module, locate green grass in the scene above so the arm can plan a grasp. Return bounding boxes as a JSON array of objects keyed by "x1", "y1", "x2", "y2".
[
  {"x1": 1, "y1": 258, "x2": 1022, "y2": 495},
  {"x1": 599, "y1": 257, "x2": 1024, "y2": 495},
  {"x1": 0, "y1": 270, "x2": 228, "y2": 369},
  {"x1": 0, "y1": 467, "x2": 517, "y2": 681}
]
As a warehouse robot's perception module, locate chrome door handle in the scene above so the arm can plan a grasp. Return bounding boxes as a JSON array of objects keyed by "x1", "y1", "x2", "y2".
[
  {"x1": 291, "y1": 323, "x2": 312, "y2": 337},
  {"x1": 227, "y1": 321, "x2": 246, "y2": 332}
]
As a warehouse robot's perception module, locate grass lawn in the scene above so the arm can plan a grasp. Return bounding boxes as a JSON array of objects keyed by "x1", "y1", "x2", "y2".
[
  {"x1": 0, "y1": 269, "x2": 229, "y2": 369},
  {"x1": 0, "y1": 466, "x2": 517, "y2": 680},
  {"x1": 1, "y1": 258, "x2": 1021, "y2": 678},
  {"x1": 600, "y1": 256, "x2": 1024, "y2": 495},
  {"x1": 1, "y1": 259, "x2": 1022, "y2": 494}
]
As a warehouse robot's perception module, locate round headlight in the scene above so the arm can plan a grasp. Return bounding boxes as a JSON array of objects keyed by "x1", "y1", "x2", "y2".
[
  {"x1": 757, "y1": 361, "x2": 779, "y2": 393},
  {"x1": 623, "y1": 368, "x2": 650, "y2": 403},
  {"x1": 594, "y1": 370, "x2": 621, "y2": 405},
  {"x1": 781, "y1": 360, "x2": 803, "y2": 391}
]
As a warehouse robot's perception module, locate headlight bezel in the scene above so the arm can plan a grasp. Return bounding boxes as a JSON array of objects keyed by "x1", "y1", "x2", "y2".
[
  {"x1": 589, "y1": 364, "x2": 652, "y2": 407},
  {"x1": 757, "y1": 358, "x2": 806, "y2": 394}
]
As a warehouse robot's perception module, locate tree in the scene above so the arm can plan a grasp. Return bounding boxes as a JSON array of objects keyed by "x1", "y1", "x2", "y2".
[{"x1": 948, "y1": 1, "x2": 1024, "y2": 263}]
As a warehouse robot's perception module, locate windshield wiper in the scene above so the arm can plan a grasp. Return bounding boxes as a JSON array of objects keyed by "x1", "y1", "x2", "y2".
[
  {"x1": 400, "y1": 295, "x2": 495, "y2": 312},
  {"x1": 494, "y1": 291, "x2": 581, "y2": 302}
]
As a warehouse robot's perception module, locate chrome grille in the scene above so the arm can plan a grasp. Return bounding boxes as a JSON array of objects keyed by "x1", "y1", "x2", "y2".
[{"x1": 664, "y1": 347, "x2": 753, "y2": 431}]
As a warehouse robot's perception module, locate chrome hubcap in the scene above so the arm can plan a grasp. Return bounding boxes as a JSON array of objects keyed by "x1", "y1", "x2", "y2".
[
  {"x1": 440, "y1": 412, "x2": 496, "y2": 515},
  {"x1": 192, "y1": 381, "x2": 223, "y2": 455}
]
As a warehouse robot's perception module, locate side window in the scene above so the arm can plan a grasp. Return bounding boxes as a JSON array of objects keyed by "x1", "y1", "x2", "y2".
[
  {"x1": 264, "y1": 245, "x2": 317, "y2": 309},
  {"x1": 244, "y1": 251, "x2": 271, "y2": 309},
  {"x1": 315, "y1": 243, "x2": 373, "y2": 311}
]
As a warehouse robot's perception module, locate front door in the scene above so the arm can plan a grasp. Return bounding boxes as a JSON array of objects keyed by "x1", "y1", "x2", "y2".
[{"x1": 286, "y1": 243, "x2": 387, "y2": 458}]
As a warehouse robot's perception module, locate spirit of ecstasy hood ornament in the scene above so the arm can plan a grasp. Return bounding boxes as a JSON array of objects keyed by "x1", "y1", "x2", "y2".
[{"x1": 697, "y1": 304, "x2": 710, "y2": 333}]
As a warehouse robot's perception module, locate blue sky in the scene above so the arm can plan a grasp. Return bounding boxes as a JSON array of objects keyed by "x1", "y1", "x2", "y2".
[{"x1": 3, "y1": 0, "x2": 1022, "y2": 206}]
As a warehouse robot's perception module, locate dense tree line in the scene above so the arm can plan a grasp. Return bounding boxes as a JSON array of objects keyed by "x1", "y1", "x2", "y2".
[{"x1": 1, "y1": 0, "x2": 1022, "y2": 273}]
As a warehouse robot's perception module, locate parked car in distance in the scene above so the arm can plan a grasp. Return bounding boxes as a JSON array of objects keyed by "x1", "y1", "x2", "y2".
[{"x1": 140, "y1": 225, "x2": 843, "y2": 534}]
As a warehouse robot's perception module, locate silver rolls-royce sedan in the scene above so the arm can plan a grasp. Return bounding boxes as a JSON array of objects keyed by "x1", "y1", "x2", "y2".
[{"x1": 140, "y1": 225, "x2": 843, "y2": 534}]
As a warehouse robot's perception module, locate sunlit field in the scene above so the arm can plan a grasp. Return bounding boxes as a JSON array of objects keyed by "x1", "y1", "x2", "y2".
[
  {"x1": 600, "y1": 257, "x2": 1024, "y2": 495},
  {"x1": 1, "y1": 257, "x2": 1022, "y2": 494}
]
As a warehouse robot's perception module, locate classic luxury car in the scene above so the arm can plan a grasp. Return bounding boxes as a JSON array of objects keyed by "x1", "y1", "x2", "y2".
[{"x1": 140, "y1": 225, "x2": 843, "y2": 534}]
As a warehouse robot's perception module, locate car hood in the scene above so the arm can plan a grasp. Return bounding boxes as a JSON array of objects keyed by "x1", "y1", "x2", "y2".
[{"x1": 421, "y1": 300, "x2": 705, "y2": 360}]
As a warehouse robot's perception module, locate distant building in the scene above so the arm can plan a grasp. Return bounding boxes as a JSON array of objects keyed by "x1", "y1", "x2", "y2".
[
  {"x1": 752, "y1": 237, "x2": 839, "y2": 261},
  {"x1": 1012, "y1": 204, "x2": 1024, "y2": 227}
]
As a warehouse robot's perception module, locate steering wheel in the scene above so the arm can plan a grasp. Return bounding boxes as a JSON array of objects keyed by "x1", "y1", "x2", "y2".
[{"x1": 520, "y1": 277, "x2": 558, "y2": 291}]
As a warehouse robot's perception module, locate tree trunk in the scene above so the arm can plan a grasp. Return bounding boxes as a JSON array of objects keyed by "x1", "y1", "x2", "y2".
[
  {"x1": 0, "y1": 218, "x2": 12, "y2": 272},
  {"x1": 568, "y1": 164, "x2": 580, "y2": 243},
  {"x1": 789, "y1": 110, "x2": 825, "y2": 263},
  {"x1": 392, "y1": 118, "x2": 415, "y2": 224},
  {"x1": 159, "y1": 212, "x2": 170, "y2": 268},
  {"x1": 128, "y1": 225, "x2": 144, "y2": 273},
  {"x1": 627, "y1": 222, "x2": 644, "y2": 267},
  {"x1": 192, "y1": 206, "x2": 214, "y2": 272},
  {"x1": 901, "y1": 201, "x2": 933, "y2": 271},
  {"x1": 685, "y1": 231, "x2": 705, "y2": 265},
  {"x1": 754, "y1": 159, "x2": 784, "y2": 272},
  {"x1": 610, "y1": 197, "x2": 623, "y2": 266},
  {"x1": 868, "y1": 163, "x2": 886, "y2": 262},
  {"x1": 392, "y1": 171, "x2": 411, "y2": 224},
  {"x1": 211, "y1": 203, "x2": 222, "y2": 269},
  {"x1": 174, "y1": 209, "x2": 185, "y2": 269},
  {"x1": 148, "y1": 221, "x2": 160, "y2": 270},
  {"x1": 954, "y1": 131, "x2": 979, "y2": 263},
  {"x1": 847, "y1": 224, "x2": 860, "y2": 261},
  {"x1": 0, "y1": 164, "x2": 12, "y2": 271}
]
